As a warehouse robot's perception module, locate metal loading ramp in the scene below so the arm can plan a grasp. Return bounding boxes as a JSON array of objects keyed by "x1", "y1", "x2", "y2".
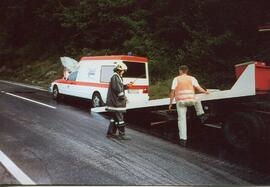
[{"x1": 92, "y1": 62, "x2": 270, "y2": 113}]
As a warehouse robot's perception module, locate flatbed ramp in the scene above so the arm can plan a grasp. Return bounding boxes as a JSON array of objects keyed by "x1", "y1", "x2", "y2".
[
  {"x1": 91, "y1": 98, "x2": 173, "y2": 113},
  {"x1": 92, "y1": 62, "x2": 265, "y2": 113}
]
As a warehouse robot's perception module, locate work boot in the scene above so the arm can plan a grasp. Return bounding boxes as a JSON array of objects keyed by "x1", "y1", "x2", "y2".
[
  {"x1": 179, "y1": 139, "x2": 187, "y2": 147},
  {"x1": 117, "y1": 124, "x2": 125, "y2": 134},
  {"x1": 198, "y1": 114, "x2": 209, "y2": 124},
  {"x1": 117, "y1": 124, "x2": 131, "y2": 140},
  {"x1": 118, "y1": 134, "x2": 132, "y2": 140},
  {"x1": 106, "y1": 120, "x2": 117, "y2": 137}
]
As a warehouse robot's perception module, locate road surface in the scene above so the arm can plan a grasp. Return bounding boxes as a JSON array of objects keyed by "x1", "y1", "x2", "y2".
[{"x1": 0, "y1": 80, "x2": 270, "y2": 185}]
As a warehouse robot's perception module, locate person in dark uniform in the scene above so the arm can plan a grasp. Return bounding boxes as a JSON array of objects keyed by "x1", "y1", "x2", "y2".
[{"x1": 106, "y1": 62, "x2": 133, "y2": 140}]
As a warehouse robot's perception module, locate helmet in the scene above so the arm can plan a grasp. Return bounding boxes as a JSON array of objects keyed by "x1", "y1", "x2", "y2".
[{"x1": 114, "y1": 62, "x2": 128, "y2": 71}]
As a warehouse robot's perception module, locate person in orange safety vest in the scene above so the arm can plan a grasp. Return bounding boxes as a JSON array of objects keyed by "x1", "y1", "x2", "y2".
[{"x1": 169, "y1": 65, "x2": 209, "y2": 146}]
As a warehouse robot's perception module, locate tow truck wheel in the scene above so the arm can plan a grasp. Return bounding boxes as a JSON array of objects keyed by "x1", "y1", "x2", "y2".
[
  {"x1": 52, "y1": 86, "x2": 60, "y2": 100},
  {"x1": 223, "y1": 112, "x2": 261, "y2": 151},
  {"x1": 91, "y1": 92, "x2": 103, "y2": 108}
]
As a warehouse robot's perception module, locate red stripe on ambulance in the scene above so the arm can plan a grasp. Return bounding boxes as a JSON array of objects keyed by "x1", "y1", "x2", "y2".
[{"x1": 54, "y1": 79, "x2": 148, "y2": 90}]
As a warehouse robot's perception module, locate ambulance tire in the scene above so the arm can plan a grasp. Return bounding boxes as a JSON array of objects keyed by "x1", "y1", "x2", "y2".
[
  {"x1": 91, "y1": 92, "x2": 103, "y2": 108},
  {"x1": 52, "y1": 85, "x2": 61, "y2": 100},
  {"x1": 223, "y1": 112, "x2": 261, "y2": 151}
]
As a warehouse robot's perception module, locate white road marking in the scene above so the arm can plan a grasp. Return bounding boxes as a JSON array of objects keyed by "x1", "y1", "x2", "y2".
[
  {"x1": 0, "y1": 80, "x2": 47, "y2": 91},
  {"x1": 4, "y1": 92, "x2": 56, "y2": 109},
  {"x1": 0, "y1": 151, "x2": 36, "y2": 185}
]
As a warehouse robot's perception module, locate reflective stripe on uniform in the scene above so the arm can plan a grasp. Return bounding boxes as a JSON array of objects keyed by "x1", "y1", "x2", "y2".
[
  {"x1": 118, "y1": 92, "x2": 124, "y2": 97},
  {"x1": 176, "y1": 96, "x2": 195, "y2": 100},
  {"x1": 106, "y1": 106, "x2": 126, "y2": 112},
  {"x1": 175, "y1": 89, "x2": 195, "y2": 101},
  {"x1": 176, "y1": 90, "x2": 195, "y2": 94},
  {"x1": 117, "y1": 122, "x2": 125, "y2": 127}
]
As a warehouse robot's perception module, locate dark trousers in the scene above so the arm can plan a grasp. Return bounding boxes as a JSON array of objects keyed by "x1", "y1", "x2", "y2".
[{"x1": 107, "y1": 111, "x2": 125, "y2": 135}]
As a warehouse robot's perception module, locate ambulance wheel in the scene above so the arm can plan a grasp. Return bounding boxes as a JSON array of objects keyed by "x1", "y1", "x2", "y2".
[
  {"x1": 91, "y1": 92, "x2": 103, "y2": 108},
  {"x1": 52, "y1": 85, "x2": 60, "y2": 100},
  {"x1": 223, "y1": 112, "x2": 261, "y2": 151}
]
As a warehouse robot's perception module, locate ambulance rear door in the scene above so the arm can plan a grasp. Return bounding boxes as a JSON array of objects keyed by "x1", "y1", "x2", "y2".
[{"x1": 123, "y1": 61, "x2": 149, "y2": 106}]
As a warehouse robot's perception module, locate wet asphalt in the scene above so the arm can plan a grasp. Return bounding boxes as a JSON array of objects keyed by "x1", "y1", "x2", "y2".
[{"x1": 0, "y1": 81, "x2": 270, "y2": 185}]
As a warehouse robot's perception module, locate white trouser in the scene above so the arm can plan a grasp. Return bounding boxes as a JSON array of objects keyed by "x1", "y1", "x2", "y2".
[{"x1": 176, "y1": 100, "x2": 204, "y2": 140}]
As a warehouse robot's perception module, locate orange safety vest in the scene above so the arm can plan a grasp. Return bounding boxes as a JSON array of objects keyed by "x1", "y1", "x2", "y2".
[{"x1": 175, "y1": 75, "x2": 195, "y2": 101}]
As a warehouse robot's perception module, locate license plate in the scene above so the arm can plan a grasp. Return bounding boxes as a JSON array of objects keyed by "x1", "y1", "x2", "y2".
[{"x1": 128, "y1": 89, "x2": 139, "y2": 94}]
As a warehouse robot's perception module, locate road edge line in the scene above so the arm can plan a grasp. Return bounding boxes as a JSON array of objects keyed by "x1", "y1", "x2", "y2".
[
  {"x1": 0, "y1": 80, "x2": 47, "y2": 92},
  {"x1": 0, "y1": 150, "x2": 36, "y2": 185},
  {"x1": 5, "y1": 92, "x2": 56, "y2": 109}
]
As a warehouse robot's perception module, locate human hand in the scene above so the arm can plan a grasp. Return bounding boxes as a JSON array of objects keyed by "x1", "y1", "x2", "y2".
[
  {"x1": 169, "y1": 104, "x2": 173, "y2": 111},
  {"x1": 127, "y1": 82, "x2": 134, "y2": 88}
]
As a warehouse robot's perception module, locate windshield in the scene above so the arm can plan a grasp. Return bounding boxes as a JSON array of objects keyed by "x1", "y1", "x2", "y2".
[{"x1": 123, "y1": 61, "x2": 146, "y2": 78}]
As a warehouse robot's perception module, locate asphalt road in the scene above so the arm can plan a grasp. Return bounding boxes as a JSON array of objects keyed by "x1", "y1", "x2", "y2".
[{"x1": 0, "y1": 80, "x2": 270, "y2": 185}]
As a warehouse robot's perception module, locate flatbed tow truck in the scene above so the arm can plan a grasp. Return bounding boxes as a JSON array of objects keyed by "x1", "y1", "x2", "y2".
[{"x1": 92, "y1": 61, "x2": 270, "y2": 150}]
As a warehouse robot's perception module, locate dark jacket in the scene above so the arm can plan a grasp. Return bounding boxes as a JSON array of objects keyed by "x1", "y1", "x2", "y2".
[{"x1": 106, "y1": 73, "x2": 128, "y2": 112}]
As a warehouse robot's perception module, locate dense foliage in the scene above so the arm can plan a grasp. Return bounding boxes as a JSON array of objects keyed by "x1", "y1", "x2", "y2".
[{"x1": 0, "y1": 0, "x2": 270, "y2": 88}]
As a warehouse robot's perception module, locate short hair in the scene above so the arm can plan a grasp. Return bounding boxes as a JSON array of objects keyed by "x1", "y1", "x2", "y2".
[{"x1": 179, "y1": 65, "x2": 189, "y2": 72}]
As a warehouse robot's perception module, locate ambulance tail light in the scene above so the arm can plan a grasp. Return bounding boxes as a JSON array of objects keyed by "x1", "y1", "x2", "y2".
[{"x1": 143, "y1": 88, "x2": 148, "y2": 94}]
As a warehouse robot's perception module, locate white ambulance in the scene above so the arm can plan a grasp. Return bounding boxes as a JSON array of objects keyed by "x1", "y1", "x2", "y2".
[{"x1": 50, "y1": 55, "x2": 150, "y2": 108}]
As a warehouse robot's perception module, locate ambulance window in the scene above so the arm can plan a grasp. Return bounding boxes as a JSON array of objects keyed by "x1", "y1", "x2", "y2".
[
  {"x1": 100, "y1": 66, "x2": 115, "y2": 83},
  {"x1": 123, "y1": 61, "x2": 146, "y2": 78},
  {"x1": 67, "y1": 71, "x2": 78, "y2": 81}
]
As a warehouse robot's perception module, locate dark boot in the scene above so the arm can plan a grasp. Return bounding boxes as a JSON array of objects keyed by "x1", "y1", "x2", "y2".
[
  {"x1": 112, "y1": 122, "x2": 117, "y2": 134},
  {"x1": 106, "y1": 120, "x2": 118, "y2": 138},
  {"x1": 179, "y1": 139, "x2": 187, "y2": 147},
  {"x1": 118, "y1": 125, "x2": 131, "y2": 140},
  {"x1": 198, "y1": 114, "x2": 209, "y2": 124}
]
